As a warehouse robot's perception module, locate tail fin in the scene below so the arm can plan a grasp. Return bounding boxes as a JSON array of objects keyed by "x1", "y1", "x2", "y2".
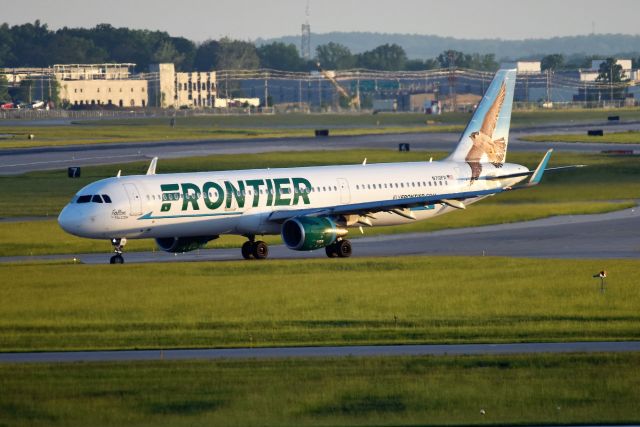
[{"x1": 447, "y1": 68, "x2": 517, "y2": 164}]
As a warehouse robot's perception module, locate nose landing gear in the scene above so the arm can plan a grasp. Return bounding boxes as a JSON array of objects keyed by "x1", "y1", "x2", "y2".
[{"x1": 109, "y1": 238, "x2": 127, "y2": 264}]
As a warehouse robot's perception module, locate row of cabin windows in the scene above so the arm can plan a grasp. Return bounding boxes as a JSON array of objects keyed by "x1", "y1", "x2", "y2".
[
  {"x1": 145, "y1": 185, "x2": 340, "y2": 201},
  {"x1": 76, "y1": 194, "x2": 112, "y2": 204},
  {"x1": 143, "y1": 181, "x2": 450, "y2": 202},
  {"x1": 355, "y1": 180, "x2": 447, "y2": 190}
]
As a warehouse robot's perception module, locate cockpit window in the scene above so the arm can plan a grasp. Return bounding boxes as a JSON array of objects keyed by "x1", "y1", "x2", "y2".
[
  {"x1": 102, "y1": 195, "x2": 112, "y2": 203},
  {"x1": 91, "y1": 195, "x2": 104, "y2": 203},
  {"x1": 77, "y1": 195, "x2": 92, "y2": 203}
]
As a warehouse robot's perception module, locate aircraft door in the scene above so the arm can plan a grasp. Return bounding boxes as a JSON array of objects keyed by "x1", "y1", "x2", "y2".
[
  {"x1": 123, "y1": 183, "x2": 143, "y2": 215},
  {"x1": 337, "y1": 178, "x2": 351, "y2": 204}
]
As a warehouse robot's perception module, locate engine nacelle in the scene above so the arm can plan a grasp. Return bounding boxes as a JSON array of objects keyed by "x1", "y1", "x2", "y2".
[
  {"x1": 155, "y1": 236, "x2": 218, "y2": 253},
  {"x1": 281, "y1": 217, "x2": 347, "y2": 251}
]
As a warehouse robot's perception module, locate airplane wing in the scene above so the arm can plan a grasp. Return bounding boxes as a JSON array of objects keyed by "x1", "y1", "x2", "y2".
[{"x1": 268, "y1": 186, "x2": 505, "y2": 222}]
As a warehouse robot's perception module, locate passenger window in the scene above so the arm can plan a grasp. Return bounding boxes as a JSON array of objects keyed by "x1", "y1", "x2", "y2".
[
  {"x1": 102, "y1": 194, "x2": 112, "y2": 203},
  {"x1": 439, "y1": 181, "x2": 443, "y2": 186},
  {"x1": 400, "y1": 183, "x2": 404, "y2": 188},
  {"x1": 77, "y1": 195, "x2": 91, "y2": 203},
  {"x1": 91, "y1": 195, "x2": 104, "y2": 203}
]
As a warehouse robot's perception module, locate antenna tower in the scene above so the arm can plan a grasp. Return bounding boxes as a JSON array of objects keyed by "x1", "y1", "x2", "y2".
[{"x1": 301, "y1": 0, "x2": 311, "y2": 60}]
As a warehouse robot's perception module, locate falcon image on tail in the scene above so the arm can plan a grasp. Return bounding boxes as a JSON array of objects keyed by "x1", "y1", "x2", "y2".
[
  {"x1": 466, "y1": 82, "x2": 507, "y2": 180},
  {"x1": 446, "y1": 68, "x2": 516, "y2": 183}
]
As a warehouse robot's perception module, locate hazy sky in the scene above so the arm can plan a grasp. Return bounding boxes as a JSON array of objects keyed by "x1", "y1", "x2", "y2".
[{"x1": 4, "y1": 0, "x2": 639, "y2": 42}]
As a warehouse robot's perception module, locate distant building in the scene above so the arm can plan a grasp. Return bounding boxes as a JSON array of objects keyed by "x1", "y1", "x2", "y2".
[
  {"x1": 515, "y1": 61, "x2": 541, "y2": 74},
  {"x1": 149, "y1": 63, "x2": 217, "y2": 108},
  {"x1": 580, "y1": 59, "x2": 633, "y2": 82},
  {"x1": 54, "y1": 64, "x2": 148, "y2": 107}
]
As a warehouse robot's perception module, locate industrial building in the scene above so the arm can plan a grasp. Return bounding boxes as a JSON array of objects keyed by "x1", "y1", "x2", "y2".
[
  {"x1": 148, "y1": 63, "x2": 217, "y2": 108},
  {"x1": 54, "y1": 64, "x2": 148, "y2": 108}
]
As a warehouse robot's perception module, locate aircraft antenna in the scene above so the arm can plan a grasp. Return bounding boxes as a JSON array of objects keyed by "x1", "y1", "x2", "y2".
[{"x1": 301, "y1": 0, "x2": 311, "y2": 60}]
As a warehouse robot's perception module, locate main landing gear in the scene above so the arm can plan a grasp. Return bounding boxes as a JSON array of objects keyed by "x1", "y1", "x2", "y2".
[
  {"x1": 241, "y1": 236, "x2": 269, "y2": 260},
  {"x1": 325, "y1": 239, "x2": 352, "y2": 258},
  {"x1": 109, "y1": 237, "x2": 127, "y2": 264}
]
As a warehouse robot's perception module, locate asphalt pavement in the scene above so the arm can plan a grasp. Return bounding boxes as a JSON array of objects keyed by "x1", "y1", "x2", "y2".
[
  {"x1": 2, "y1": 203, "x2": 637, "y2": 264},
  {"x1": 2, "y1": 341, "x2": 639, "y2": 364}
]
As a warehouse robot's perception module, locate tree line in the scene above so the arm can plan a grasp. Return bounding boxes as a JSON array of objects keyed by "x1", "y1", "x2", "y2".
[
  {"x1": 0, "y1": 21, "x2": 499, "y2": 72},
  {"x1": 0, "y1": 21, "x2": 637, "y2": 79}
]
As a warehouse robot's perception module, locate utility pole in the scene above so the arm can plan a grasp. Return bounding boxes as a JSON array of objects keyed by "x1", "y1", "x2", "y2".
[
  {"x1": 546, "y1": 69, "x2": 551, "y2": 105},
  {"x1": 610, "y1": 63, "x2": 614, "y2": 105},
  {"x1": 264, "y1": 72, "x2": 269, "y2": 109},
  {"x1": 448, "y1": 51, "x2": 456, "y2": 112}
]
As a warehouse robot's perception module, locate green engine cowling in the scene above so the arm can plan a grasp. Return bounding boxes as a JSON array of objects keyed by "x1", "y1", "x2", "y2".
[
  {"x1": 281, "y1": 217, "x2": 347, "y2": 251},
  {"x1": 155, "y1": 236, "x2": 218, "y2": 253}
]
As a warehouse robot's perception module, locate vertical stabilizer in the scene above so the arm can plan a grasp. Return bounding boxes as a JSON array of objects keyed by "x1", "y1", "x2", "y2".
[{"x1": 447, "y1": 68, "x2": 517, "y2": 179}]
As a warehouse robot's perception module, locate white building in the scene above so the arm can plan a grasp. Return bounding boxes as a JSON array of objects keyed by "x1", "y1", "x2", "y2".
[{"x1": 148, "y1": 63, "x2": 217, "y2": 108}]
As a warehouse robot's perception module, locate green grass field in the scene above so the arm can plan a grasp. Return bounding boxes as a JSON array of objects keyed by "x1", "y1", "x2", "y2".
[
  {"x1": 1, "y1": 256, "x2": 639, "y2": 352},
  {"x1": 0, "y1": 120, "x2": 460, "y2": 149},
  {"x1": 522, "y1": 130, "x2": 640, "y2": 144},
  {"x1": 1, "y1": 353, "x2": 639, "y2": 427}
]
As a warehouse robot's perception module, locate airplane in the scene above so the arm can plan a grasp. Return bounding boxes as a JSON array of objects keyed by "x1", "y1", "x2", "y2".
[{"x1": 58, "y1": 68, "x2": 580, "y2": 264}]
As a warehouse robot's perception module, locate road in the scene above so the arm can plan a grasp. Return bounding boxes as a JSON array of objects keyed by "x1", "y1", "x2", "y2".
[
  {"x1": 1, "y1": 341, "x2": 639, "y2": 364},
  {"x1": 2, "y1": 204, "x2": 637, "y2": 264},
  {"x1": 1, "y1": 121, "x2": 639, "y2": 175}
]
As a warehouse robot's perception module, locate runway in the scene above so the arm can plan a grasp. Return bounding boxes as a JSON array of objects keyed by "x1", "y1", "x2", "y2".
[
  {"x1": 2, "y1": 203, "x2": 638, "y2": 264},
  {"x1": 1, "y1": 341, "x2": 639, "y2": 364},
  {"x1": 1, "y1": 121, "x2": 639, "y2": 175}
]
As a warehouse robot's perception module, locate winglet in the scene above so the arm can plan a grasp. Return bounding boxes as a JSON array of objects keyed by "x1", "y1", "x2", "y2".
[
  {"x1": 146, "y1": 157, "x2": 158, "y2": 175},
  {"x1": 528, "y1": 149, "x2": 553, "y2": 186}
]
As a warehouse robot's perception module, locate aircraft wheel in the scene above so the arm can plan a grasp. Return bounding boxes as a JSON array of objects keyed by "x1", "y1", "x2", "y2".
[
  {"x1": 110, "y1": 254, "x2": 124, "y2": 264},
  {"x1": 241, "y1": 241, "x2": 254, "y2": 260},
  {"x1": 252, "y1": 241, "x2": 269, "y2": 260},
  {"x1": 325, "y1": 243, "x2": 338, "y2": 258},
  {"x1": 336, "y1": 240, "x2": 352, "y2": 258}
]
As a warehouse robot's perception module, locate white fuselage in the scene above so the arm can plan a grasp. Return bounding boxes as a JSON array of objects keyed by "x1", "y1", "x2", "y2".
[{"x1": 58, "y1": 160, "x2": 528, "y2": 241}]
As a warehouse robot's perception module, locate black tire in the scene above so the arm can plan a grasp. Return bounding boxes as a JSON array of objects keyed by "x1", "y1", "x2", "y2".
[
  {"x1": 252, "y1": 241, "x2": 269, "y2": 260},
  {"x1": 337, "y1": 240, "x2": 352, "y2": 258},
  {"x1": 110, "y1": 254, "x2": 124, "y2": 264},
  {"x1": 241, "y1": 241, "x2": 254, "y2": 260},
  {"x1": 325, "y1": 243, "x2": 338, "y2": 258}
]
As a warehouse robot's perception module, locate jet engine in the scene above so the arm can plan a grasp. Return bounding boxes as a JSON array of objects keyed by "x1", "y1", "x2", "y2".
[{"x1": 281, "y1": 217, "x2": 347, "y2": 251}]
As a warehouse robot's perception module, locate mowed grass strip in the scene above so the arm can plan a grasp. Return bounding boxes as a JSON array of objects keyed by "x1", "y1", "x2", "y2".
[
  {"x1": 0, "y1": 200, "x2": 632, "y2": 257},
  {"x1": 1, "y1": 257, "x2": 639, "y2": 352},
  {"x1": 3, "y1": 106, "x2": 639, "y2": 149},
  {"x1": 1, "y1": 150, "x2": 638, "y2": 219},
  {"x1": 521, "y1": 130, "x2": 640, "y2": 144},
  {"x1": 0, "y1": 122, "x2": 457, "y2": 149},
  {"x1": 0, "y1": 353, "x2": 639, "y2": 427}
]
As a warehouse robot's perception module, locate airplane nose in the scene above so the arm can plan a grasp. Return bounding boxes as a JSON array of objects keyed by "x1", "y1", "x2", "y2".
[{"x1": 58, "y1": 205, "x2": 80, "y2": 236}]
